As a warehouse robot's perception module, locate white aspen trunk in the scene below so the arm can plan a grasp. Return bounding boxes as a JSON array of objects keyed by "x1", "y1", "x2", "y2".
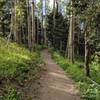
[
  {"x1": 84, "y1": 23, "x2": 90, "y2": 77},
  {"x1": 67, "y1": 0, "x2": 74, "y2": 63}
]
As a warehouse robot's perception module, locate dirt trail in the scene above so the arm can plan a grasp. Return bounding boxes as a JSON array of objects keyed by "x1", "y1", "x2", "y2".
[{"x1": 38, "y1": 49, "x2": 81, "y2": 100}]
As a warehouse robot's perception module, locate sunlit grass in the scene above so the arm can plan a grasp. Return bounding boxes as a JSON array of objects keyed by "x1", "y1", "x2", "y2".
[
  {"x1": 0, "y1": 37, "x2": 40, "y2": 77},
  {"x1": 0, "y1": 37, "x2": 43, "y2": 99}
]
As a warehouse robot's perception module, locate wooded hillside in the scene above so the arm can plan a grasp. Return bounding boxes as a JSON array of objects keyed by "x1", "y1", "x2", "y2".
[{"x1": 0, "y1": 0, "x2": 100, "y2": 100}]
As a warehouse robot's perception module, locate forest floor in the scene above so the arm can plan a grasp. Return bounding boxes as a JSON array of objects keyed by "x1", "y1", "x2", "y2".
[{"x1": 37, "y1": 49, "x2": 81, "y2": 100}]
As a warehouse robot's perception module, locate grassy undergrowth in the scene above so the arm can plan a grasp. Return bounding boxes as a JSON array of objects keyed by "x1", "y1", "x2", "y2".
[
  {"x1": 0, "y1": 37, "x2": 43, "y2": 100},
  {"x1": 49, "y1": 48, "x2": 100, "y2": 100}
]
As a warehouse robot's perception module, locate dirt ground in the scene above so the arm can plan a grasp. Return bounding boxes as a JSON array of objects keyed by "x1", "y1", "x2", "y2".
[{"x1": 37, "y1": 49, "x2": 81, "y2": 100}]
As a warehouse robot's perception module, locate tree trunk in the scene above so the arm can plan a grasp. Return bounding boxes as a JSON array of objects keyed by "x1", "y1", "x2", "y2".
[
  {"x1": 41, "y1": 0, "x2": 44, "y2": 44},
  {"x1": 52, "y1": 0, "x2": 56, "y2": 45},
  {"x1": 26, "y1": 0, "x2": 31, "y2": 49},
  {"x1": 31, "y1": 1, "x2": 35, "y2": 48},
  {"x1": 19, "y1": 17, "x2": 22, "y2": 44},
  {"x1": 60, "y1": 40, "x2": 62, "y2": 52},
  {"x1": 84, "y1": 26, "x2": 90, "y2": 77},
  {"x1": 10, "y1": 8, "x2": 14, "y2": 40},
  {"x1": 14, "y1": 0, "x2": 18, "y2": 43},
  {"x1": 67, "y1": 0, "x2": 74, "y2": 63},
  {"x1": 36, "y1": 12, "x2": 39, "y2": 44},
  {"x1": 53, "y1": 0, "x2": 56, "y2": 29},
  {"x1": 44, "y1": 0, "x2": 47, "y2": 45},
  {"x1": 9, "y1": 0, "x2": 15, "y2": 42}
]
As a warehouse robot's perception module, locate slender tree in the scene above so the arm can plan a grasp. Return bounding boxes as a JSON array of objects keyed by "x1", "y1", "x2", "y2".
[
  {"x1": 41, "y1": 0, "x2": 44, "y2": 44},
  {"x1": 36, "y1": 9, "x2": 39, "y2": 44},
  {"x1": 31, "y1": 0, "x2": 35, "y2": 48},
  {"x1": 67, "y1": 0, "x2": 74, "y2": 63},
  {"x1": 44, "y1": 0, "x2": 47, "y2": 45},
  {"x1": 26, "y1": 0, "x2": 32, "y2": 49},
  {"x1": 53, "y1": 0, "x2": 56, "y2": 29},
  {"x1": 84, "y1": 23, "x2": 90, "y2": 77},
  {"x1": 10, "y1": 0, "x2": 14, "y2": 40},
  {"x1": 14, "y1": 0, "x2": 18, "y2": 43}
]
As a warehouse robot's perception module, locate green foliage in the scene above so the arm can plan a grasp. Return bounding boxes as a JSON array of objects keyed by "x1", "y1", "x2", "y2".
[
  {"x1": 91, "y1": 52, "x2": 100, "y2": 84},
  {"x1": 79, "y1": 83, "x2": 100, "y2": 100},
  {"x1": 2, "y1": 86, "x2": 21, "y2": 100},
  {"x1": 49, "y1": 48, "x2": 100, "y2": 100},
  {"x1": 46, "y1": 11, "x2": 68, "y2": 49},
  {"x1": 0, "y1": 37, "x2": 43, "y2": 99},
  {"x1": 0, "y1": 37, "x2": 38, "y2": 78},
  {"x1": 0, "y1": 0, "x2": 11, "y2": 36},
  {"x1": 91, "y1": 52, "x2": 100, "y2": 71}
]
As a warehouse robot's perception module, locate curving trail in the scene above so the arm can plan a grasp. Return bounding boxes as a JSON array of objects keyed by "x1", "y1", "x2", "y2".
[{"x1": 38, "y1": 49, "x2": 81, "y2": 100}]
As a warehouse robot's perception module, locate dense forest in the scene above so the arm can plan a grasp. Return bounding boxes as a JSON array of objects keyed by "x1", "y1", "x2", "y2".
[{"x1": 0, "y1": 0, "x2": 100, "y2": 100}]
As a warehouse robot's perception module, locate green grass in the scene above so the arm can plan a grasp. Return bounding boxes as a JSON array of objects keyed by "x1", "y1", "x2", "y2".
[
  {"x1": 0, "y1": 37, "x2": 41, "y2": 77},
  {"x1": 2, "y1": 86, "x2": 22, "y2": 100},
  {"x1": 0, "y1": 37, "x2": 43, "y2": 100},
  {"x1": 49, "y1": 48, "x2": 100, "y2": 100}
]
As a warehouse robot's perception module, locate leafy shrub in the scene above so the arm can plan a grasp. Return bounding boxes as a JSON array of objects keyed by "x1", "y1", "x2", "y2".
[
  {"x1": 79, "y1": 82, "x2": 100, "y2": 100},
  {"x1": 1, "y1": 86, "x2": 21, "y2": 100},
  {"x1": 91, "y1": 52, "x2": 100, "y2": 71},
  {"x1": 91, "y1": 52, "x2": 100, "y2": 84}
]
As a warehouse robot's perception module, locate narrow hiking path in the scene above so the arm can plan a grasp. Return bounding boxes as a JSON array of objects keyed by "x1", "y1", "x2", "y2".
[{"x1": 39, "y1": 49, "x2": 81, "y2": 100}]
